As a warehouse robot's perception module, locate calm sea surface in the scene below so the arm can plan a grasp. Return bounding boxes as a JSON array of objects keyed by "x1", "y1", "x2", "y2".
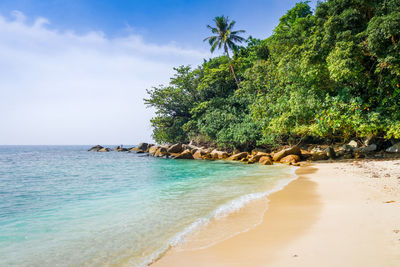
[{"x1": 0, "y1": 146, "x2": 294, "y2": 266}]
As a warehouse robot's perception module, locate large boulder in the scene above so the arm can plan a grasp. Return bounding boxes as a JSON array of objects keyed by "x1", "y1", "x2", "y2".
[
  {"x1": 129, "y1": 147, "x2": 143, "y2": 153},
  {"x1": 137, "y1": 143, "x2": 149, "y2": 151},
  {"x1": 361, "y1": 144, "x2": 377, "y2": 153},
  {"x1": 117, "y1": 148, "x2": 128, "y2": 152},
  {"x1": 227, "y1": 152, "x2": 248, "y2": 161},
  {"x1": 259, "y1": 156, "x2": 273, "y2": 165},
  {"x1": 325, "y1": 147, "x2": 336, "y2": 159},
  {"x1": 193, "y1": 149, "x2": 207, "y2": 159},
  {"x1": 145, "y1": 144, "x2": 155, "y2": 152},
  {"x1": 280, "y1": 154, "x2": 300, "y2": 164},
  {"x1": 174, "y1": 149, "x2": 194, "y2": 159},
  {"x1": 300, "y1": 149, "x2": 312, "y2": 160},
  {"x1": 309, "y1": 152, "x2": 329, "y2": 161},
  {"x1": 201, "y1": 153, "x2": 213, "y2": 160},
  {"x1": 98, "y1": 147, "x2": 110, "y2": 152},
  {"x1": 155, "y1": 147, "x2": 168, "y2": 157},
  {"x1": 148, "y1": 145, "x2": 160, "y2": 155},
  {"x1": 248, "y1": 152, "x2": 269, "y2": 164},
  {"x1": 386, "y1": 143, "x2": 400, "y2": 153},
  {"x1": 273, "y1": 146, "x2": 301, "y2": 162},
  {"x1": 167, "y1": 143, "x2": 184, "y2": 154},
  {"x1": 210, "y1": 149, "x2": 229, "y2": 159},
  {"x1": 88, "y1": 145, "x2": 103, "y2": 152}
]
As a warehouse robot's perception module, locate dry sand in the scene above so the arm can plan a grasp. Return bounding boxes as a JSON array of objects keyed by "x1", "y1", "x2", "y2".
[{"x1": 153, "y1": 160, "x2": 400, "y2": 267}]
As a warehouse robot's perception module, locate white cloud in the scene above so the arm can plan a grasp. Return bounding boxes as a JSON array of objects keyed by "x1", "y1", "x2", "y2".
[{"x1": 0, "y1": 11, "x2": 208, "y2": 145}]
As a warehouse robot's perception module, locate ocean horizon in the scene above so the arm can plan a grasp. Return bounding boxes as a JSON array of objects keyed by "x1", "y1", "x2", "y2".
[{"x1": 0, "y1": 145, "x2": 295, "y2": 266}]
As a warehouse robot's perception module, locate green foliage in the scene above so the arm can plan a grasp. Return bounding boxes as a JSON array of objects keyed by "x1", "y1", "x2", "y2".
[{"x1": 145, "y1": 0, "x2": 400, "y2": 148}]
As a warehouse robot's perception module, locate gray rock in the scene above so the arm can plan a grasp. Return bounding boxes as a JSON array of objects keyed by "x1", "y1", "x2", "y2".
[
  {"x1": 362, "y1": 144, "x2": 377, "y2": 152},
  {"x1": 386, "y1": 143, "x2": 400, "y2": 153},
  {"x1": 325, "y1": 147, "x2": 336, "y2": 159},
  {"x1": 342, "y1": 144, "x2": 354, "y2": 152}
]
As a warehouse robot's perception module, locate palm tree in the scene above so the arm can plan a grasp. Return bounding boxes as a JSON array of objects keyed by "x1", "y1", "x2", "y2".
[{"x1": 204, "y1": 16, "x2": 245, "y2": 88}]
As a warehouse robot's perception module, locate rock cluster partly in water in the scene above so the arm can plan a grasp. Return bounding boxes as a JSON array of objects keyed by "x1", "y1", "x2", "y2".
[{"x1": 88, "y1": 140, "x2": 400, "y2": 165}]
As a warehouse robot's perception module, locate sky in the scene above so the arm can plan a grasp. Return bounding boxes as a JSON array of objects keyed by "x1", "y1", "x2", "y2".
[{"x1": 0, "y1": 0, "x2": 318, "y2": 145}]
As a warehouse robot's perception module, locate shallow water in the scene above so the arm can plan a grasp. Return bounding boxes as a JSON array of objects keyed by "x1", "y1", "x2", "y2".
[{"x1": 0, "y1": 146, "x2": 294, "y2": 266}]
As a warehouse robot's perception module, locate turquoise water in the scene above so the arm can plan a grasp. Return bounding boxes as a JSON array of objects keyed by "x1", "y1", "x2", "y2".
[{"x1": 0, "y1": 146, "x2": 294, "y2": 266}]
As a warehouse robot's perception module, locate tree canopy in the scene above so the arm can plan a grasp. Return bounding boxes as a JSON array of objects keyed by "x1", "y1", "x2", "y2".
[{"x1": 145, "y1": 0, "x2": 400, "y2": 150}]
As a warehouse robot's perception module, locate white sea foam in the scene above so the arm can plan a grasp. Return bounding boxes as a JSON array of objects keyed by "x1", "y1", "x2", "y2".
[{"x1": 136, "y1": 166, "x2": 298, "y2": 267}]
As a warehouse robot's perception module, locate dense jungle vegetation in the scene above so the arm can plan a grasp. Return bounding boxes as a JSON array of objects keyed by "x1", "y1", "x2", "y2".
[{"x1": 145, "y1": 0, "x2": 400, "y2": 150}]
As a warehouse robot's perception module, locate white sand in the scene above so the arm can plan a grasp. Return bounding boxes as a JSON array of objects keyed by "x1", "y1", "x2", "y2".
[{"x1": 153, "y1": 160, "x2": 400, "y2": 267}]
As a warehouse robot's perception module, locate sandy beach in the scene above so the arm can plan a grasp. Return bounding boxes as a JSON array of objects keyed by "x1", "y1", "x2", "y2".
[{"x1": 153, "y1": 160, "x2": 400, "y2": 267}]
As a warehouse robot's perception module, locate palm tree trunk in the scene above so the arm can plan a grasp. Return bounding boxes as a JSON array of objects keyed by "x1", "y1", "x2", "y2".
[{"x1": 224, "y1": 45, "x2": 240, "y2": 89}]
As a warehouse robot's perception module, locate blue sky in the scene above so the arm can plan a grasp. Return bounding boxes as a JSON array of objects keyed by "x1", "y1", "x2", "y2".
[
  {"x1": 0, "y1": 0, "x2": 318, "y2": 47},
  {"x1": 0, "y1": 0, "x2": 318, "y2": 145}
]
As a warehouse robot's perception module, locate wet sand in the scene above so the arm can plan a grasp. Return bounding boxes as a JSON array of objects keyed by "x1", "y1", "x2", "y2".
[{"x1": 153, "y1": 161, "x2": 400, "y2": 267}]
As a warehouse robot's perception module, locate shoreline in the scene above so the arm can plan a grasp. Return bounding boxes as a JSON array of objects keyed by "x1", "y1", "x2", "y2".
[
  {"x1": 141, "y1": 164, "x2": 298, "y2": 266},
  {"x1": 152, "y1": 160, "x2": 400, "y2": 267}
]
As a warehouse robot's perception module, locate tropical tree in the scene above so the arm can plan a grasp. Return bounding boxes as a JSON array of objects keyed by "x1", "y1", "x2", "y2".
[{"x1": 204, "y1": 16, "x2": 246, "y2": 88}]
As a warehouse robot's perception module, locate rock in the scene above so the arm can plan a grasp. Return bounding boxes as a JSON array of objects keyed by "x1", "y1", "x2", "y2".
[
  {"x1": 273, "y1": 146, "x2": 301, "y2": 162},
  {"x1": 248, "y1": 152, "x2": 269, "y2": 164},
  {"x1": 129, "y1": 147, "x2": 143, "y2": 152},
  {"x1": 137, "y1": 143, "x2": 149, "y2": 151},
  {"x1": 117, "y1": 148, "x2": 128, "y2": 152},
  {"x1": 361, "y1": 144, "x2": 377, "y2": 153},
  {"x1": 325, "y1": 147, "x2": 336, "y2": 159},
  {"x1": 98, "y1": 147, "x2": 110, "y2": 152},
  {"x1": 354, "y1": 150, "x2": 366, "y2": 159},
  {"x1": 311, "y1": 147, "x2": 324, "y2": 153},
  {"x1": 201, "y1": 153, "x2": 213, "y2": 160},
  {"x1": 167, "y1": 143, "x2": 184, "y2": 154},
  {"x1": 280, "y1": 154, "x2": 300, "y2": 164},
  {"x1": 193, "y1": 149, "x2": 207, "y2": 159},
  {"x1": 145, "y1": 144, "x2": 154, "y2": 152},
  {"x1": 155, "y1": 147, "x2": 168, "y2": 157},
  {"x1": 174, "y1": 149, "x2": 194, "y2": 159},
  {"x1": 113, "y1": 146, "x2": 121, "y2": 151},
  {"x1": 251, "y1": 148, "x2": 268, "y2": 155},
  {"x1": 300, "y1": 149, "x2": 312, "y2": 160},
  {"x1": 386, "y1": 143, "x2": 400, "y2": 153},
  {"x1": 88, "y1": 145, "x2": 103, "y2": 152},
  {"x1": 335, "y1": 150, "x2": 345, "y2": 158},
  {"x1": 227, "y1": 152, "x2": 248, "y2": 161},
  {"x1": 341, "y1": 144, "x2": 354, "y2": 152},
  {"x1": 186, "y1": 144, "x2": 202, "y2": 152},
  {"x1": 211, "y1": 149, "x2": 229, "y2": 159},
  {"x1": 259, "y1": 156, "x2": 273, "y2": 165},
  {"x1": 256, "y1": 152, "x2": 269, "y2": 157},
  {"x1": 342, "y1": 153, "x2": 354, "y2": 159},
  {"x1": 309, "y1": 152, "x2": 328, "y2": 161},
  {"x1": 348, "y1": 140, "x2": 358, "y2": 148},
  {"x1": 148, "y1": 145, "x2": 160, "y2": 155}
]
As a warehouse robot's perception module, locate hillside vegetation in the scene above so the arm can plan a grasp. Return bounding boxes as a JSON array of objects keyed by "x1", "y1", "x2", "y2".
[{"x1": 145, "y1": 0, "x2": 400, "y2": 150}]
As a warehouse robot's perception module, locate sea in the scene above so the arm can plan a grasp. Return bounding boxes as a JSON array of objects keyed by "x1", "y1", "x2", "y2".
[{"x1": 0, "y1": 145, "x2": 295, "y2": 266}]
